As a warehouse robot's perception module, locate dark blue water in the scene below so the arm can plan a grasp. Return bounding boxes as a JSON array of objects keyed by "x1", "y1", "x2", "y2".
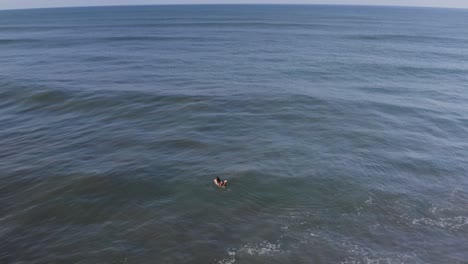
[{"x1": 1, "y1": 5, "x2": 468, "y2": 264}]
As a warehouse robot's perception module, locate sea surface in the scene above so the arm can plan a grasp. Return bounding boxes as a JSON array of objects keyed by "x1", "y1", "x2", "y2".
[{"x1": 1, "y1": 5, "x2": 468, "y2": 264}]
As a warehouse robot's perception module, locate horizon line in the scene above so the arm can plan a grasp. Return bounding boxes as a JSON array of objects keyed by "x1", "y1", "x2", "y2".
[{"x1": 1, "y1": 3, "x2": 467, "y2": 12}]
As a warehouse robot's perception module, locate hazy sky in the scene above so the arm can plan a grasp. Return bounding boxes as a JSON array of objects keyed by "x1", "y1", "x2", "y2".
[{"x1": 1, "y1": 0, "x2": 468, "y2": 10}]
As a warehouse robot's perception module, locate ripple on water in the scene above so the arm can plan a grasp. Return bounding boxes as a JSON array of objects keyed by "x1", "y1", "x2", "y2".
[{"x1": 1, "y1": 5, "x2": 468, "y2": 264}]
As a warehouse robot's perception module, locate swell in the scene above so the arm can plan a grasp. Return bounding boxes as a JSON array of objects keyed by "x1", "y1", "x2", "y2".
[
  {"x1": 225, "y1": 168, "x2": 372, "y2": 217},
  {"x1": 0, "y1": 85, "x2": 206, "y2": 114},
  {"x1": 0, "y1": 82, "x2": 334, "y2": 117},
  {"x1": 0, "y1": 38, "x2": 41, "y2": 45},
  {"x1": 100, "y1": 36, "x2": 209, "y2": 42},
  {"x1": 0, "y1": 36, "x2": 212, "y2": 48},
  {"x1": 0, "y1": 22, "x2": 338, "y2": 32},
  {"x1": 345, "y1": 34, "x2": 468, "y2": 44},
  {"x1": 351, "y1": 63, "x2": 468, "y2": 79}
]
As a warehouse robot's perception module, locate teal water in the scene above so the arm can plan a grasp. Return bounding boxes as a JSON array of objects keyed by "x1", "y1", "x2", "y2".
[{"x1": 1, "y1": 5, "x2": 468, "y2": 264}]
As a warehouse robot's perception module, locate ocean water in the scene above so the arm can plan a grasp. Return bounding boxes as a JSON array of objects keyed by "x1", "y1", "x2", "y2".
[{"x1": 1, "y1": 4, "x2": 468, "y2": 264}]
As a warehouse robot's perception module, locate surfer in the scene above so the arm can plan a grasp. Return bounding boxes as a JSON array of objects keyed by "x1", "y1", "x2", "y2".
[{"x1": 214, "y1": 176, "x2": 228, "y2": 187}]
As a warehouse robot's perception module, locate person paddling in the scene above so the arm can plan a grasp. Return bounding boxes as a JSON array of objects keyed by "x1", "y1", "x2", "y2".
[{"x1": 214, "y1": 176, "x2": 227, "y2": 187}]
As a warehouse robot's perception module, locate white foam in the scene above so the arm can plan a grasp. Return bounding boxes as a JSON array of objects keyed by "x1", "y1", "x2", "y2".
[
  {"x1": 450, "y1": 187, "x2": 463, "y2": 198},
  {"x1": 429, "y1": 200, "x2": 456, "y2": 215},
  {"x1": 240, "y1": 241, "x2": 281, "y2": 256},
  {"x1": 364, "y1": 196, "x2": 374, "y2": 205},
  {"x1": 217, "y1": 257, "x2": 235, "y2": 264},
  {"x1": 217, "y1": 249, "x2": 236, "y2": 264},
  {"x1": 412, "y1": 216, "x2": 468, "y2": 231},
  {"x1": 217, "y1": 241, "x2": 281, "y2": 264},
  {"x1": 341, "y1": 242, "x2": 416, "y2": 264},
  {"x1": 341, "y1": 256, "x2": 407, "y2": 264},
  {"x1": 310, "y1": 232, "x2": 319, "y2": 237}
]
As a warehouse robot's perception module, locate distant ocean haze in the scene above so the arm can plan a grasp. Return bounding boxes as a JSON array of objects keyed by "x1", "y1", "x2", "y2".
[{"x1": 0, "y1": 5, "x2": 467, "y2": 264}]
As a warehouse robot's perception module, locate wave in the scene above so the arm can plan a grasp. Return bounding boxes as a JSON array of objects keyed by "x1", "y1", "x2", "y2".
[
  {"x1": 129, "y1": 22, "x2": 338, "y2": 30},
  {"x1": 345, "y1": 34, "x2": 468, "y2": 44},
  {"x1": 0, "y1": 84, "x2": 211, "y2": 114},
  {"x1": 0, "y1": 81, "x2": 340, "y2": 116},
  {"x1": 0, "y1": 38, "x2": 41, "y2": 45},
  {"x1": 351, "y1": 63, "x2": 468, "y2": 79},
  {"x1": 0, "y1": 36, "x2": 213, "y2": 48},
  {"x1": 0, "y1": 22, "x2": 336, "y2": 31},
  {"x1": 100, "y1": 36, "x2": 209, "y2": 42}
]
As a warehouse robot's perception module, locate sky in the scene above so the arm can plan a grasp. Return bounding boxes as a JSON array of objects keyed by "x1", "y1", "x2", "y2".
[{"x1": 0, "y1": 0, "x2": 467, "y2": 10}]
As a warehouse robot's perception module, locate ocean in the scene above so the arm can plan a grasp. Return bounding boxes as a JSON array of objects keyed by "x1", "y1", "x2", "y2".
[{"x1": 0, "y1": 4, "x2": 467, "y2": 264}]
